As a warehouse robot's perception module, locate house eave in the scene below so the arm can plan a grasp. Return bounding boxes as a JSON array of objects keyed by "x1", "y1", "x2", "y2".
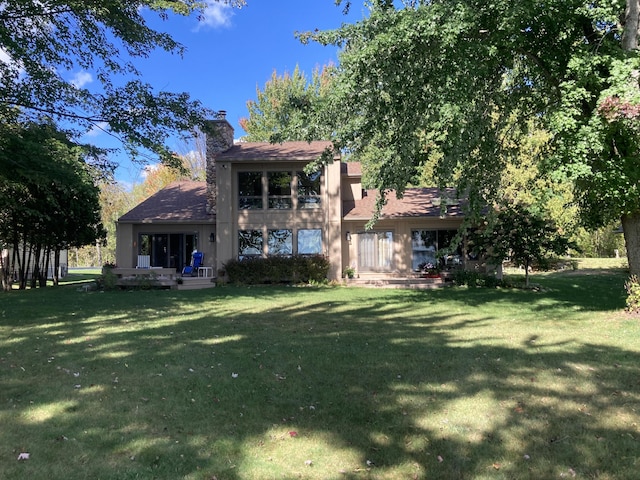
[
  {"x1": 342, "y1": 213, "x2": 464, "y2": 221},
  {"x1": 118, "y1": 217, "x2": 215, "y2": 224}
]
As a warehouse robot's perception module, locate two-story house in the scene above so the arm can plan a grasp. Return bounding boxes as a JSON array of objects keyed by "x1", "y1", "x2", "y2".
[{"x1": 115, "y1": 114, "x2": 466, "y2": 284}]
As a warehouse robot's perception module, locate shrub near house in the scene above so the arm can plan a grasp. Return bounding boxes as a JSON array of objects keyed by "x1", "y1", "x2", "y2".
[{"x1": 224, "y1": 255, "x2": 330, "y2": 285}]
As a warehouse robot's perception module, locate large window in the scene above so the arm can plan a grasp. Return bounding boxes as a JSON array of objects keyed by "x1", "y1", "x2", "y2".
[
  {"x1": 239, "y1": 170, "x2": 323, "y2": 210},
  {"x1": 297, "y1": 171, "x2": 321, "y2": 209},
  {"x1": 238, "y1": 172, "x2": 263, "y2": 209},
  {"x1": 358, "y1": 231, "x2": 393, "y2": 272},
  {"x1": 238, "y1": 228, "x2": 324, "y2": 259},
  {"x1": 268, "y1": 172, "x2": 292, "y2": 209},
  {"x1": 297, "y1": 229, "x2": 323, "y2": 255},
  {"x1": 238, "y1": 230, "x2": 263, "y2": 259},
  {"x1": 268, "y1": 229, "x2": 293, "y2": 255},
  {"x1": 411, "y1": 229, "x2": 462, "y2": 271}
]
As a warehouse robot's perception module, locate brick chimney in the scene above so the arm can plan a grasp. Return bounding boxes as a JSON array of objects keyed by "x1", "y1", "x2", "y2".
[{"x1": 205, "y1": 111, "x2": 234, "y2": 215}]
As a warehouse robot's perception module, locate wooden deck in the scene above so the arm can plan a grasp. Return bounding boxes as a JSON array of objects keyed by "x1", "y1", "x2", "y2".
[
  {"x1": 345, "y1": 274, "x2": 449, "y2": 289},
  {"x1": 109, "y1": 268, "x2": 216, "y2": 290}
]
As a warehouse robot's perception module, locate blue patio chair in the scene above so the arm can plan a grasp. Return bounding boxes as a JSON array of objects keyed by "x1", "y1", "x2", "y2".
[{"x1": 182, "y1": 251, "x2": 203, "y2": 276}]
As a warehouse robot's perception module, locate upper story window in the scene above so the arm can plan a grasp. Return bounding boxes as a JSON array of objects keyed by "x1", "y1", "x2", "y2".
[
  {"x1": 238, "y1": 170, "x2": 322, "y2": 210},
  {"x1": 238, "y1": 172, "x2": 263, "y2": 210},
  {"x1": 268, "y1": 172, "x2": 292, "y2": 209},
  {"x1": 297, "y1": 171, "x2": 322, "y2": 209}
]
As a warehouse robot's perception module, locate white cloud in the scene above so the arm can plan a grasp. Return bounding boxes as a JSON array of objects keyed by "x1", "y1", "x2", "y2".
[
  {"x1": 0, "y1": 48, "x2": 11, "y2": 65},
  {"x1": 196, "y1": 1, "x2": 235, "y2": 30},
  {"x1": 141, "y1": 164, "x2": 160, "y2": 179},
  {"x1": 70, "y1": 71, "x2": 93, "y2": 88},
  {"x1": 84, "y1": 121, "x2": 109, "y2": 138},
  {"x1": 0, "y1": 46, "x2": 25, "y2": 75}
]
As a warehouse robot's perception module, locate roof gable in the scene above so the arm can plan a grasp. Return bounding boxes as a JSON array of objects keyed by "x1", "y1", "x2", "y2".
[
  {"x1": 343, "y1": 188, "x2": 463, "y2": 220},
  {"x1": 118, "y1": 181, "x2": 211, "y2": 223}
]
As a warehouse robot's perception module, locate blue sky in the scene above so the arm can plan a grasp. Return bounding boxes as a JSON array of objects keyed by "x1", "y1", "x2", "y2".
[{"x1": 87, "y1": 1, "x2": 366, "y2": 186}]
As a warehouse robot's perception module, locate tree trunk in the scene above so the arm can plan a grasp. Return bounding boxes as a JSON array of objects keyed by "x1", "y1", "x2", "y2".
[
  {"x1": 0, "y1": 247, "x2": 9, "y2": 292},
  {"x1": 624, "y1": 0, "x2": 640, "y2": 50},
  {"x1": 622, "y1": 211, "x2": 640, "y2": 276},
  {"x1": 621, "y1": 1, "x2": 640, "y2": 275},
  {"x1": 53, "y1": 249, "x2": 60, "y2": 286},
  {"x1": 96, "y1": 240, "x2": 102, "y2": 267}
]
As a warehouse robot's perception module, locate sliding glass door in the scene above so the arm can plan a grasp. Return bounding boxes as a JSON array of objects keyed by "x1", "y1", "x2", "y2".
[
  {"x1": 358, "y1": 231, "x2": 393, "y2": 272},
  {"x1": 138, "y1": 233, "x2": 197, "y2": 270}
]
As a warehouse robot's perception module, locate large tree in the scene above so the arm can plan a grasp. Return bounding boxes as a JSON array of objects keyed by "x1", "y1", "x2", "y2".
[
  {"x1": 468, "y1": 204, "x2": 574, "y2": 287},
  {"x1": 0, "y1": 0, "x2": 244, "y2": 167},
  {"x1": 0, "y1": 121, "x2": 105, "y2": 289},
  {"x1": 239, "y1": 65, "x2": 335, "y2": 142},
  {"x1": 307, "y1": 0, "x2": 640, "y2": 274}
]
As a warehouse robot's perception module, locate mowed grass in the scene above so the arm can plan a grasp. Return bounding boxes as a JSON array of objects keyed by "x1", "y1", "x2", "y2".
[{"x1": 1, "y1": 261, "x2": 638, "y2": 479}]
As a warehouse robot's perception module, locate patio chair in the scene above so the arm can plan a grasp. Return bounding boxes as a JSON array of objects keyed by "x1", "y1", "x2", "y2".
[
  {"x1": 136, "y1": 255, "x2": 150, "y2": 269},
  {"x1": 182, "y1": 251, "x2": 203, "y2": 276}
]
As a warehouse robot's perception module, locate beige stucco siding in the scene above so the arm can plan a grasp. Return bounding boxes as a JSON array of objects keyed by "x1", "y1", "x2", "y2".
[
  {"x1": 116, "y1": 222, "x2": 215, "y2": 270},
  {"x1": 342, "y1": 217, "x2": 464, "y2": 278},
  {"x1": 214, "y1": 159, "x2": 343, "y2": 280}
]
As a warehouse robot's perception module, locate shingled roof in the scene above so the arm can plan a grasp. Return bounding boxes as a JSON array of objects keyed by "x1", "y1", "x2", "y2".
[
  {"x1": 340, "y1": 162, "x2": 362, "y2": 176},
  {"x1": 214, "y1": 141, "x2": 337, "y2": 162},
  {"x1": 118, "y1": 181, "x2": 211, "y2": 223},
  {"x1": 343, "y1": 188, "x2": 463, "y2": 220}
]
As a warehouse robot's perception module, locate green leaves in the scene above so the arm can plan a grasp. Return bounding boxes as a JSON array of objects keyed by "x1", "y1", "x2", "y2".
[
  {"x1": 239, "y1": 65, "x2": 336, "y2": 143},
  {"x1": 0, "y1": 1, "x2": 226, "y2": 165},
  {"x1": 0, "y1": 121, "x2": 105, "y2": 287},
  {"x1": 304, "y1": 0, "x2": 640, "y2": 274},
  {"x1": 469, "y1": 204, "x2": 575, "y2": 286}
]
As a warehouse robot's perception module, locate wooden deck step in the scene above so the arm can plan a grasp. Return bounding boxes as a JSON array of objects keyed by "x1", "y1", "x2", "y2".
[
  {"x1": 346, "y1": 277, "x2": 445, "y2": 289},
  {"x1": 177, "y1": 276, "x2": 216, "y2": 290}
]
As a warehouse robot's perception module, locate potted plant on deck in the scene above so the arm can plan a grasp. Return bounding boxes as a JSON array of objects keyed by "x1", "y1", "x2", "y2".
[
  {"x1": 343, "y1": 265, "x2": 356, "y2": 279},
  {"x1": 419, "y1": 262, "x2": 440, "y2": 278}
]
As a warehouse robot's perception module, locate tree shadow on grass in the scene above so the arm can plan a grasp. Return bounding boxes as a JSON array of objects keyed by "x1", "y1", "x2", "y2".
[
  {"x1": 428, "y1": 269, "x2": 627, "y2": 315},
  {"x1": 0, "y1": 283, "x2": 638, "y2": 479}
]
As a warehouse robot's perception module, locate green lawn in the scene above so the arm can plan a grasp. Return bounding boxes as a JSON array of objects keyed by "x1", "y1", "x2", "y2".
[{"x1": 1, "y1": 263, "x2": 638, "y2": 479}]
